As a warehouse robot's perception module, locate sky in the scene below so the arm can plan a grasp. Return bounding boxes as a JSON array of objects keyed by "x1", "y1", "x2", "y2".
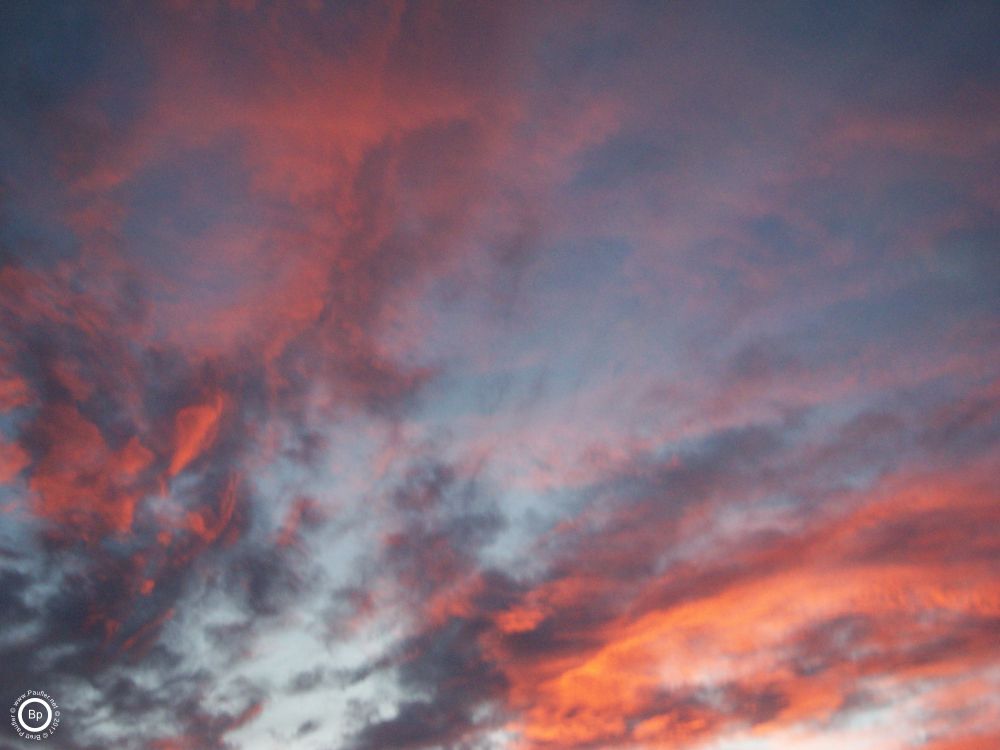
[{"x1": 0, "y1": 1, "x2": 997, "y2": 749}]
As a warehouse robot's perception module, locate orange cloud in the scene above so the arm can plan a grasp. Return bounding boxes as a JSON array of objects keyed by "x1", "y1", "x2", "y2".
[
  {"x1": 479, "y1": 463, "x2": 1000, "y2": 748},
  {"x1": 169, "y1": 393, "x2": 224, "y2": 476},
  {"x1": 28, "y1": 404, "x2": 147, "y2": 539},
  {"x1": 0, "y1": 439, "x2": 29, "y2": 484}
]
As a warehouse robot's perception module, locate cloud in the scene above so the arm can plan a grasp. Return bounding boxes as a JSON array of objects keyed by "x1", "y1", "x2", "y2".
[{"x1": 1, "y1": 2, "x2": 997, "y2": 749}]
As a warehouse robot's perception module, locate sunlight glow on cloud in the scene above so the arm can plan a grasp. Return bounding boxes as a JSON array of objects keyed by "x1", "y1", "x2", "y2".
[{"x1": 0, "y1": 2, "x2": 997, "y2": 749}]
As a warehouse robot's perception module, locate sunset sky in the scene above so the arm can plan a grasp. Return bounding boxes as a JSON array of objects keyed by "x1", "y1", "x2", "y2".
[{"x1": 0, "y1": 2, "x2": 998, "y2": 749}]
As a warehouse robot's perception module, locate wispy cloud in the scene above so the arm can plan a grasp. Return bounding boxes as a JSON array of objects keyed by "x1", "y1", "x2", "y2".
[{"x1": 0, "y1": 2, "x2": 997, "y2": 749}]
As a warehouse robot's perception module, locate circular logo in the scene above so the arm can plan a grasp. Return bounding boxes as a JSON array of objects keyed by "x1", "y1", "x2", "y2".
[{"x1": 9, "y1": 691, "x2": 60, "y2": 740}]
